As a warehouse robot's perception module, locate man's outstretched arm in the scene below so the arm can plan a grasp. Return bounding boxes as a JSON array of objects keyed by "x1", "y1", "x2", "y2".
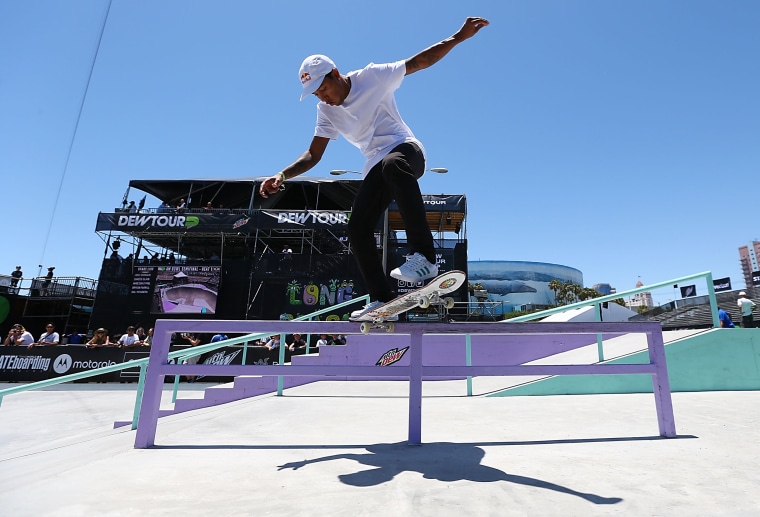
[
  {"x1": 405, "y1": 17, "x2": 490, "y2": 76},
  {"x1": 259, "y1": 136, "x2": 330, "y2": 198}
]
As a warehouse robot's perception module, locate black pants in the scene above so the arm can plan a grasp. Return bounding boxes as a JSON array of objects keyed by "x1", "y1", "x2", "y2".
[{"x1": 347, "y1": 142, "x2": 435, "y2": 302}]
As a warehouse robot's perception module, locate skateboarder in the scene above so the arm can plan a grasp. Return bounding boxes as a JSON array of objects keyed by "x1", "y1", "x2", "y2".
[{"x1": 259, "y1": 17, "x2": 489, "y2": 320}]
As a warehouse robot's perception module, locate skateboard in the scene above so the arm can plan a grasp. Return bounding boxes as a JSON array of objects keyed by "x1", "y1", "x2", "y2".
[{"x1": 353, "y1": 270, "x2": 466, "y2": 333}]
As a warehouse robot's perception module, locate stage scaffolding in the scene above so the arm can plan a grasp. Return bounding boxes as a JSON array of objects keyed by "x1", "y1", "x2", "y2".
[{"x1": 95, "y1": 177, "x2": 467, "y2": 265}]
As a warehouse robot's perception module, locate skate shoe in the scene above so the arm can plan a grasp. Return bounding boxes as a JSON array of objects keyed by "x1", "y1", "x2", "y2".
[
  {"x1": 390, "y1": 252, "x2": 438, "y2": 283},
  {"x1": 350, "y1": 300, "x2": 399, "y2": 321}
]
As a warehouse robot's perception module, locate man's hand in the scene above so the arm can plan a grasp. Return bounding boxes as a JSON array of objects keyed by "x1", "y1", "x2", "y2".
[
  {"x1": 259, "y1": 173, "x2": 285, "y2": 198},
  {"x1": 453, "y1": 17, "x2": 490, "y2": 42}
]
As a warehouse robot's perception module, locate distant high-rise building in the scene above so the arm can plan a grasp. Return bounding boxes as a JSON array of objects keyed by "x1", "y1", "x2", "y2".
[
  {"x1": 739, "y1": 241, "x2": 760, "y2": 288},
  {"x1": 626, "y1": 278, "x2": 654, "y2": 311},
  {"x1": 592, "y1": 283, "x2": 615, "y2": 296}
]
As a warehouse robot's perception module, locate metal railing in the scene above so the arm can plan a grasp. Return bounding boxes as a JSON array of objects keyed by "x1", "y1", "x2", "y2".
[
  {"x1": 0, "y1": 294, "x2": 370, "y2": 429},
  {"x1": 502, "y1": 271, "x2": 719, "y2": 362},
  {"x1": 0, "y1": 275, "x2": 97, "y2": 298}
]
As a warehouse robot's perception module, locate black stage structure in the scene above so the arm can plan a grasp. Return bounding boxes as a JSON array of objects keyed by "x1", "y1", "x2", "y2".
[{"x1": 92, "y1": 177, "x2": 468, "y2": 332}]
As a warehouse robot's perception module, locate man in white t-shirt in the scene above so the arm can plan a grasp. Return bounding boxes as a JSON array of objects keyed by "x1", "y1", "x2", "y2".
[
  {"x1": 118, "y1": 326, "x2": 142, "y2": 348},
  {"x1": 29, "y1": 322, "x2": 60, "y2": 349},
  {"x1": 259, "y1": 17, "x2": 489, "y2": 320},
  {"x1": 737, "y1": 291, "x2": 756, "y2": 328}
]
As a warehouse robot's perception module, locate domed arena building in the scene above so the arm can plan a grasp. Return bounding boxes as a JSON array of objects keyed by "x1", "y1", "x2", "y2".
[{"x1": 467, "y1": 260, "x2": 583, "y2": 315}]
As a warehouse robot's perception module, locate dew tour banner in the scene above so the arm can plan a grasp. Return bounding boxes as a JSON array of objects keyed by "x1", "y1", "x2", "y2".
[
  {"x1": 389, "y1": 194, "x2": 466, "y2": 212},
  {"x1": 96, "y1": 210, "x2": 352, "y2": 233},
  {"x1": 713, "y1": 277, "x2": 732, "y2": 292},
  {"x1": 95, "y1": 196, "x2": 465, "y2": 234},
  {"x1": 130, "y1": 265, "x2": 221, "y2": 314}
]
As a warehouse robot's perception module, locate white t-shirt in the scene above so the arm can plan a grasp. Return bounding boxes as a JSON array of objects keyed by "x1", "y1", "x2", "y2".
[
  {"x1": 14, "y1": 331, "x2": 34, "y2": 346},
  {"x1": 38, "y1": 332, "x2": 60, "y2": 344},
  {"x1": 314, "y1": 60, "x2": 425, "y2": 176},
  {"x1": 119, "y1": 334, "x2": 140, "y2": 347},
  {"x1": 738, "y1": 297, "x2": 756, "y2": 316}
]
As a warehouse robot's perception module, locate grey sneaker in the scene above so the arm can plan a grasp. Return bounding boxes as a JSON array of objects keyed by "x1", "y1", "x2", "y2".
[
  {"x1": 350, "y1": 300, "x2": 399, "y2": 321},
  {"x1": 390, "y1": 252, "x2": 438, "y2": 282}
]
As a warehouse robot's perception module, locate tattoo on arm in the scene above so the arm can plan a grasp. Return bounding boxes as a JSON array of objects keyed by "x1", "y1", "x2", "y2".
[{"x1": 406, "y1": 38, "x2": 456, "y2": 74}]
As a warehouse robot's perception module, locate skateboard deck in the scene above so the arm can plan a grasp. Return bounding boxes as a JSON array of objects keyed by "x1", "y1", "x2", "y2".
[{"x1": 353, "y1": 270, "x2": 466, "y2": 333}]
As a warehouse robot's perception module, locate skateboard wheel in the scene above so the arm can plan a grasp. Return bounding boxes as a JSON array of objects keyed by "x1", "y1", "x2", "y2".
[
  {"x1": 360, "y1": 322, "x2": 370, "y2": 334},
  {"x1": 444, "y1": 297, "x2": 455, "y2": 309},
  {"x1": 386, "y1": 323, "x2": 395, "y2": 333},
  {"x1": 418, "y1": 297, "x2": 430, "y2": 309}
]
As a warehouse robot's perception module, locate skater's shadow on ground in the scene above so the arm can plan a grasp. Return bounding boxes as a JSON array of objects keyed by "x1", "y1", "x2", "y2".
[{"x1": 278, "y1": 441, "x2": 622, "y2": 505}]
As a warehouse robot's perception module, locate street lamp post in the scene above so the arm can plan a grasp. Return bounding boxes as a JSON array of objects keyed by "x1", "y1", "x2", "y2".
[{"x1": 329, "y1": 168, "x2": 448, "y2": 272}]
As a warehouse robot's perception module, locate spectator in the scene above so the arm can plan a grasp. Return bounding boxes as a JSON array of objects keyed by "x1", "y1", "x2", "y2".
[
  {"x1": 10, "y1": 266, "x2": 23, "y2": 293},
  {"x1": 86, "y1": 328, "x2": 112, "y2": 348},
  {"x1": 280, "y1": 245, "x2": 293, "y2": 271},
  {"x1": 203, "y1": 202, "x2": 213, "y2": 212},
  {"x1": 263, "y1": 335, "x2": 280, "y2": 350},
  {"x1": 29, "y1": 322, "x2": 60, "y2": 349},
  {"x1": 66, "y1": 330, "x2": 85, "y2": 345},
  {"x1": 157, "y1": 201, "x2": 171, "y2": 213},
  {"x1": 176, "y1": 199, "x2": 186, "y2": 213},
  {"x1": 179, "y1": 332, "x2": 202, "y2": 382},
  {"x1": 135, "y1": 327, "x2": 147, "y2": 342},
  {"x1": 316, "y1": 334, "x2": 332, "y2": 347},
  {"x1": 42, "y1": 267, "x2": 55, "y2": 296},
  {"x1": 210, "y1": 333, "x2": 229, "y2": 343},
  {"x1": 143, "y1": 328, "x2": 154, "y2": 346},
  {"x1": 4, "y1": 324, "x2": 34, "y2": 346},
  {"x1": 127, "y1": 200, "x2": 137, "y2": 213},
  {"x1": 288, "y1": 333, "x2": 307, "y2": 352},
  {"x1": 334, "y1": 334, "x2": 347, "y2": 346},
  {"x1": 118, "y1": 326, "x2": 143, "y2": 348},
  {"x1": 717, "y1": 307, "x2": 735, "y2": 328},
  {"x1": 737, "y1": 291, "x2": 756, "y2": 328}
]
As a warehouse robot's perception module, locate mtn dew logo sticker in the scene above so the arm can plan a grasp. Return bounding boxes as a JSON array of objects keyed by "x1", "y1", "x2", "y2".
[
  {"x1": 376, "y1": 346, "x2": 409, "y2": 366},
  {"x1": 438, "y1": 278, "x2": 458, "y2": 290},
  {"x1": 184, "y1": 216, "x2": 199, "y2": 228},
  {"x1": 232, "y1": 216, "x2": 250, "y2": 229}
]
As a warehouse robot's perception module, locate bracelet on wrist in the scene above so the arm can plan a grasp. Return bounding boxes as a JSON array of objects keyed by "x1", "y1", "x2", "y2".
[{"x1": 278, "y1": 172, "x2": 286, "y2": 183}]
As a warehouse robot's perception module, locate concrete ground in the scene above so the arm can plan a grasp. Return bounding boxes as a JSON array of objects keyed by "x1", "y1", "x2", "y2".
[{"x1": 1, "y1": 380, "x2": 759, "y2": 516}]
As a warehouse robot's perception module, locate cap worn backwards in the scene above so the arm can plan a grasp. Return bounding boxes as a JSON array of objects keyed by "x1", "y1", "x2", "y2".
[{"x1": 299, "y1": 54, "x2": 336, "y2": 101}]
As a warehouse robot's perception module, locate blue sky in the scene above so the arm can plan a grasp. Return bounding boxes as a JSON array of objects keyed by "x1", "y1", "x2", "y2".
[{"x1": 1, "y1": 0, "x2": 758, "y2": 305}]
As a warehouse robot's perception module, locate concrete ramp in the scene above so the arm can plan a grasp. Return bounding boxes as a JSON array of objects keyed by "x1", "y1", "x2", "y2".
[{"x1": 490, "y1": 328, "x2": 760, "y2": 396}]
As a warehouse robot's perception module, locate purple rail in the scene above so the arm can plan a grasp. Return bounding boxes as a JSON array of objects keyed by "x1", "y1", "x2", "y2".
[{"x1": 134, "y1": 320, "x2": 675, "y2": 448}]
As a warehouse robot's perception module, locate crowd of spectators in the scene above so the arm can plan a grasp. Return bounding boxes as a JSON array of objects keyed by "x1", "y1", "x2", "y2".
[
  {"x1": 3, "y1": 321, "x2": 349, "y2": 352},
  {"x1": 118, "y1": 199, "x2": 241, "y2": 215}
]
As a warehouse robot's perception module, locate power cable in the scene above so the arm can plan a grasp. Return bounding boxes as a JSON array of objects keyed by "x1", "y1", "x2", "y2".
[{"x1": 36, "y1": 0, "x2": 113, "y2": 274}]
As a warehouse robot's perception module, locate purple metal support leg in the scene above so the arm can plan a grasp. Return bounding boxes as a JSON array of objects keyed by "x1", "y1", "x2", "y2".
[
  {"x1": 647, "y1": 329, "x2": 677, "y2": 437},
  {"x1": 408, "y1": 330, "x2": 423, "y2": 445},
  {"x1": 134, "y1": 322, "x2": 172, "y2": 448}
]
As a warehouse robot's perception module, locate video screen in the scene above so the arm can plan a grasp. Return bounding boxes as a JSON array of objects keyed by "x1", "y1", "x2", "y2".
[{"x1": 131, "y1": 265, "x2": 221, "y2": 314}]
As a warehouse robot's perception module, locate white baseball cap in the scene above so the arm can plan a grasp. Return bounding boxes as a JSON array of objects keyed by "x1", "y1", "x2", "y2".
[
  {"x1": 739, "y1": 291, "x2": 747, "y2": 296},
  {"x1": 299, "y1": 54, "x2": 336, "y2": 101}
]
